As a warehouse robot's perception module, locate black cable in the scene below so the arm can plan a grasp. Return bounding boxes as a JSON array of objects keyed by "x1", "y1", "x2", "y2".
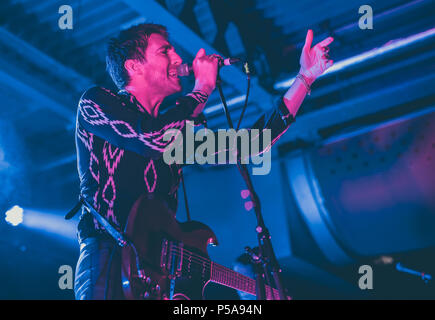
[
  {"x1": 216, "y1": 75, "x2": 234, "y2": 129},
  {"x1": 236, "y1": 63, "x2": 251, "y2": 131},
  {"x1": 180, "y1": 169, "x2": 191, "y2": 222}
]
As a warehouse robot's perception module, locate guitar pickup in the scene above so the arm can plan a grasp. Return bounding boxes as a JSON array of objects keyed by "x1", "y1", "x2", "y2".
[
  {"x1": 160, "y1": 238, "x2": 169, "y2": 270},
  {"x1": 161, "y1": 240, "x2": 184, "y2": 278},
  {"x1": 176, "y1": 242, "x2": 183, "y2": 274}
]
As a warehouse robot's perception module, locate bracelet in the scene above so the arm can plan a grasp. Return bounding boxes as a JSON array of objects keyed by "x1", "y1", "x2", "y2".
[
  {"x1": 187, "y1": 90, "x2": 209, "y2": 104},
  {"x1": 278, "y1": 97, "x2": 296, "y2": 124},
  {"x1": 296, "y1": 73, "x2": 311, "y2": 96}
]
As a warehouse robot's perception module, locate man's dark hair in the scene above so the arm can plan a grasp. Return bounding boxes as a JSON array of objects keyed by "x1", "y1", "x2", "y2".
[{"x1": 106, "y1": 23, "x2": 168, "y2": 89}]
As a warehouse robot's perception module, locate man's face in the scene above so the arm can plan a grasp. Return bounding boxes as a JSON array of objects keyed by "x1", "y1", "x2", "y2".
[{"x1": 137, "y1": 33, "x2": 183, "y2": 96}]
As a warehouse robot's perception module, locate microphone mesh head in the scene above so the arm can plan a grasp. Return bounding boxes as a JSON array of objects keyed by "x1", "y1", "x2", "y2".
[{"x1": 177, "y1": 64, "x2": 190, "y2": 77}]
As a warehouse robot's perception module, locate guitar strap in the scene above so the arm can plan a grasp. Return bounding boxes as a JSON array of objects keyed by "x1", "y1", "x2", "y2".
[
  {"x1": 179, "y1": 169, "x2": 191, "y2": 222},
  {"x1": 65, "y1": 195, "x2": 128, "y2": 247}
]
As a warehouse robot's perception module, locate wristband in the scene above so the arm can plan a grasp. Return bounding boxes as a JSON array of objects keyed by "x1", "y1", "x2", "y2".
[
  {"x1": 187, "y1": 90, "x2": 209, "y2": 104},
  {"x1": 296, "y1": 73, "x2": 311, "y2": 96}
]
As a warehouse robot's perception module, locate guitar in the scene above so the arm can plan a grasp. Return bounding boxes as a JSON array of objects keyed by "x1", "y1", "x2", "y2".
[{"x1": 121, "y1": 194, "x2": 286, "y2": 300}]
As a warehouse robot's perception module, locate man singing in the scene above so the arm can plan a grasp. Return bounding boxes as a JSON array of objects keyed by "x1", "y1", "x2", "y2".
[{"x1": 73, "y1": 23, "x2": 333, "y2": 299}]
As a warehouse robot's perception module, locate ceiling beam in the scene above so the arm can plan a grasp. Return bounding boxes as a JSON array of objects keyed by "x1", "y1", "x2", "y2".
[
  {"x1": 0, "y1": 27, "x2": 95, "y2": 172},
  {"x1": 0, "y1": 27, "x2": 92, "y2": 125},
  {"x1": 0, "y1": 66, "x2": 73, "y2": 121},
  {"x1": 0, "y1": 27, "x2": 92, "y2": 94},
  {"x1": 275, "y1": 71, "x2": 435, "y2": 144}
]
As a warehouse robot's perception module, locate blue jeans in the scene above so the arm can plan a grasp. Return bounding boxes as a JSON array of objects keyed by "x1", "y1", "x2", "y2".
[{"x1": 74, "y1": 237, "x2": 124, "y2": 300}]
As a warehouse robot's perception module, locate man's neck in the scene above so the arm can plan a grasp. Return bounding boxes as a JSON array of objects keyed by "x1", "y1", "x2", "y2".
[{"x1": 124, "y1": 85, "x2": 165, "y2": 118}]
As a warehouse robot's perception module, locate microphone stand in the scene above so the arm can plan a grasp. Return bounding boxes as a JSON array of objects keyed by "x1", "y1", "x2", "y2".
[{"x1": 215, "y1": 73, "x2": 287, "y2": 300}]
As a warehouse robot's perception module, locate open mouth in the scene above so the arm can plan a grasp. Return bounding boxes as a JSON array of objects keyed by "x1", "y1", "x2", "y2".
[{"x1": 168, "y1": 69, "x2": 179, "y2": 79}]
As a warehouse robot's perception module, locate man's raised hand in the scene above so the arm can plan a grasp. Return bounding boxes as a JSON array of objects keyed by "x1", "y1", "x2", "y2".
[{"x1": 299, "y1": 30, "x2": 334, "y2": 85}]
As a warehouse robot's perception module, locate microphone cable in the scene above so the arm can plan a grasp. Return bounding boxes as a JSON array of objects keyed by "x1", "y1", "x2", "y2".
[{"x1": 236, "y1": 62, "x2": 251, "y2": 131}]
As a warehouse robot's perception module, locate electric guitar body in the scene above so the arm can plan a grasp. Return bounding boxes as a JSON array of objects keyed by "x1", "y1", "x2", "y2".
[
  {"x1": 121, "y1": 194, "x2": 284, "y2": 300},
  {"x1": 121, "y1": 194, "x2": 218, "y2": 300}
]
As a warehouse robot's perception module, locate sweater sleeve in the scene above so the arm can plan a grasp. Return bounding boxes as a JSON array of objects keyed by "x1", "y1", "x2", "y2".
[{"x1": 77, "y1": 87, "x2": 200, "y2": 159}]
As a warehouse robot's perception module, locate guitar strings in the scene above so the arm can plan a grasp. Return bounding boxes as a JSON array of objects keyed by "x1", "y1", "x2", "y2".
[
  {"x1": 168, "y1": 246, "x2": 253, "y2": 281},
  {"x1": 168, "y1": 247, "x2": 210, "y2": 266},
  {"x1": 169, "y1": 248, "x2": 260, "y2": 294},
  {"x1": 169, "y1": 246, "x2": 270, "y2": 285},
  {"x1": 170, "y1": 247, "x2": 278, "y2": 299},
  {"x1": 167, "y1": 247, "x2": 277, "y2": 297},
  {"x1": 159, "y1": 242, "x2": 279, "y2": 298},
  {"x1": 168, "y1": 247, "x2": 278, "y2": 298},
  {"x1": 168, "y1": 247, "x2": 252, "y2": 283}
]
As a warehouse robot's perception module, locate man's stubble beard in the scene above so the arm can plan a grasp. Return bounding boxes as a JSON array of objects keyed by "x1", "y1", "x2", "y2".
[{"x1": 145, "y1": 72, "x2": 181, "y2": 97}]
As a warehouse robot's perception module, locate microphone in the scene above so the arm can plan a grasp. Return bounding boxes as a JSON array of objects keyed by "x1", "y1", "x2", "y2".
[{"x1": 177, "y1": 57, "x2": 241, "y2": 77}]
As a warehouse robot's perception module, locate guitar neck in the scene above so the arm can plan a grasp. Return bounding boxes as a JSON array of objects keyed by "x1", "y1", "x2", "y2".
[{"x1": 210, "y1": 261, "x2": 280, "y2": 299}]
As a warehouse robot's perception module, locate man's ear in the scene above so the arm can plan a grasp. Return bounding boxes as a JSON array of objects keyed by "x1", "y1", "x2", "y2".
[{"x1": 124, "y1": 59, "x2": 142, "y2": 77}]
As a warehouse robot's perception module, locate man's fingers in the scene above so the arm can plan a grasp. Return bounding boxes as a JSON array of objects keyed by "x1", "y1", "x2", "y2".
[
  {"x1": 326, "y1": 60, "x2": 334, "y2": 69},
  {"x1": 317, "y1": 37, "x2": 334, "y2": 48},
  {"x1": 303, "y1": 29, "x2": 313, "y2": 52},
  {"x1": 209, "y1": 54, "x2": 223, "y2": 63},
  {"x1": 195, "y1": 48, "x2": 206, "y2": 59}
]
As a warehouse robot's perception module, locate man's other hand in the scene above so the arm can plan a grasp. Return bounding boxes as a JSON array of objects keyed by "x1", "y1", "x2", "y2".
[{"x1": 299, "y1": 30, "x2": 334, "y2": 85}]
